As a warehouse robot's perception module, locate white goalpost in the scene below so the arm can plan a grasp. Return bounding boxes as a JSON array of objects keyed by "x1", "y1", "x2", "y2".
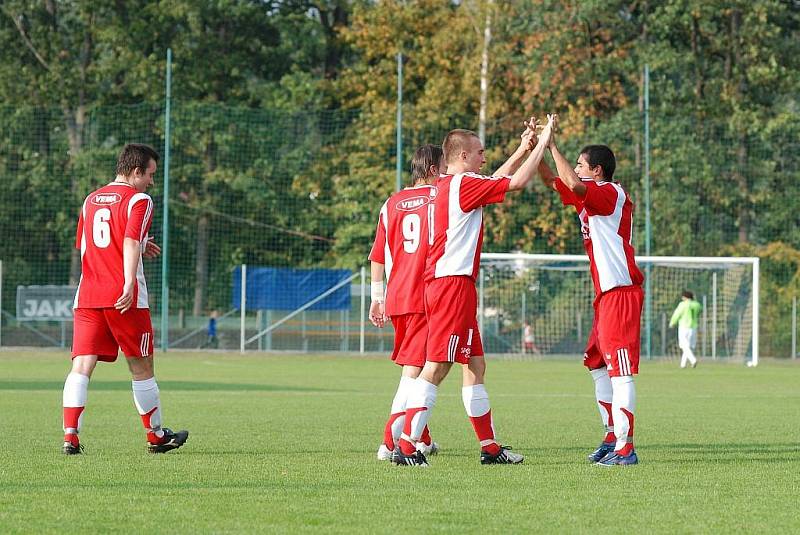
[{"x1": 479, "y1": 253, "x2": 759, "y2": 366}]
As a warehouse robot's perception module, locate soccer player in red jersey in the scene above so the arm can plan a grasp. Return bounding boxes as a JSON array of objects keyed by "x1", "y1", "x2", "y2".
[
  {"x1": 538, "y1": 116, "x2": 643, "y2": 466},
  {"x1": 394, "y1": 116, "x2": 555, "y2": 466},
  {"x1": 62, "y1": 143, "x2": 188, "y2": 455},
  {"x1": 369, "y1": 144, "x2": 442, "y2": 461}
]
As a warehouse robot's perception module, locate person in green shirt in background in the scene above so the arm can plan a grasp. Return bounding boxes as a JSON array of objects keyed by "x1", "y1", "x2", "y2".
[{"x1": 670, "y1": 290, "x2": 702, "y2": 368}]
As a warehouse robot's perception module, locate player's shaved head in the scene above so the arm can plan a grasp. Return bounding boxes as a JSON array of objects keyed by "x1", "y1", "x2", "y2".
[
  {"x1": 116, "y1": 143, "x2": 160, "y2": 178},
  {"x1": 443, "y1": 129, "x2": 480, "y2": 164}
]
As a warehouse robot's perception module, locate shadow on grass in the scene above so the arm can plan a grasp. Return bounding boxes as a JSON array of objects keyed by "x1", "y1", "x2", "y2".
[{"x1": 0, "y1": 380, "x2": 332, "y2": 393}]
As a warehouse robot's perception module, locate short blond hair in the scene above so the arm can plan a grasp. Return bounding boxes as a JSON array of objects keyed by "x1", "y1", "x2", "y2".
[{"x1": 442, "y1": 129, "x2": 479, "y2": 164}]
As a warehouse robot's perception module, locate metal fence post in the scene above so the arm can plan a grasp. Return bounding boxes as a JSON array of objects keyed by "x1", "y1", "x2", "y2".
[
  {"x1": 0, "y1": 259, "x2": 3, "y2": 348},
  {"x1": 712, "y1": 272, "x2": 717, "y2": 359},
  {"x1": 792, "y1": 295, "x2": 797, "y2": 360},
  {"x1": 360, "y1": 266, "x2": 365, "y2": 354},
  {"x1": 702, "y1": 295, "x2": 708, "y2": 358},
  {"x1": 160, "y1": 48, "x2": 172, "y2": 352},
  {"x1": 479, "y1": 268, "x2": 485, "y2": 336},
  {"x1": 240, "y1": 264, "x2": 246, "y2": 354}
]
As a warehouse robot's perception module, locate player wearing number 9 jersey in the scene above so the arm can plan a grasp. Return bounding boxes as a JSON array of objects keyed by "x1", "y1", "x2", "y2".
[
  {"x1": 369, "y1": 144, "x2": 442, "y2": 461},
  {"x1": 61, "y1": 143, "x2": 188, "y2": 456}
]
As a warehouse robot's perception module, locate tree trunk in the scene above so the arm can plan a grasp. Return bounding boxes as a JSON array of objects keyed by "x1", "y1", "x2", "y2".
[
  {"x1": 736, "y1": 134, "x2": 749, "y2": 243},
  {"x1": 727, "y1": 9, "x2": 748, "y2": 243},
  {"x1": 691, "y1": 16, "x2": 704, "y2": 99},
  {"x1": 193, "y1": 135, "x2": 216, "y2": 316},
  {"x1": 64, "y1": 104, "x2": 86, "y2": 285},
  {"x1": 478, "y1": 0, "x2": 493, "y2": 146},
  {"x1": 193, "y1": 213, "x2": 210, "y2": 317}
]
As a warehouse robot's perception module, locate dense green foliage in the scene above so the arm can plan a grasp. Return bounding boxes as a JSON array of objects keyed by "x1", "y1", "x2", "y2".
[{"x1": 1, "y1": 1, "x2": 799, "y2": 354}]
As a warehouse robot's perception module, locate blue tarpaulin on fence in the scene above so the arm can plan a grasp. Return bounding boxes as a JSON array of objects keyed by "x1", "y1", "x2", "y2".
[{"x1": 232, "y1": 267, "x2": 352, "y2": 311}]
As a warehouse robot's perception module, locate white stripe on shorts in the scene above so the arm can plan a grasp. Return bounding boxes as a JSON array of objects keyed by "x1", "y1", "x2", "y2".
[
  {"x1": 617, "y1": 348, "x2": 631, "y2": 376},
  {"x1": 448, "y1": 334, "x2": 459, "y2": 362},
  {"x1": 140, "y1": 333, "x2": 150, "y2": 357}
]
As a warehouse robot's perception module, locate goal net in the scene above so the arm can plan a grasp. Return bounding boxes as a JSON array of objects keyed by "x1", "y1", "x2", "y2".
[{"x1": 478, "y1": 253, "x2": 759, "y2": 365}]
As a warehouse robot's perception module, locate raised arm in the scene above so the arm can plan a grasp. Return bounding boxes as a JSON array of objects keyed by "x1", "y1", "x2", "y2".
[
  {"x1": 547, "y1": 116, "x2": 587, "y2": 196},
  {"x1": 494, "y1": 116, "x2": 537, "y2": 177},
  {"x1": 537, "y1": 159, "x2": 558, "y2": 190}
]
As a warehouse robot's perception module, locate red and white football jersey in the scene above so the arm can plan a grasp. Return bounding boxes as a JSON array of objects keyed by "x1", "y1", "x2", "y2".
[
  {"x1": 73, "y1": 182, "x2": 154, "y2": 309},
  {"x1": 424, "y1": 173, "x2": 511, "y2": 282},
  {"x1": 369, "y1": 185, "x2": 436, "y2": 316},
  {"x1": 555, "y1": 178, "x2": 644, "y2": 295}
]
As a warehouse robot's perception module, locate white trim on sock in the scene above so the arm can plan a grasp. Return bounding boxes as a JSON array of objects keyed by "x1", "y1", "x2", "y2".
[
  {"x1": 132, "y1": 377, "x2": 162, "y2": 432},
  {"x1": 611, "y1": 375, "x2": 636, "y2": 450},
  {"x1": 406, "y1": 378, "x2": 437, "y2": 442},
  {"x1": 63, "y1": 372, "x2": 89, "y2": 407},
  {"x1": 462, "y1": 384, "x2": 491, "y2": 417}
]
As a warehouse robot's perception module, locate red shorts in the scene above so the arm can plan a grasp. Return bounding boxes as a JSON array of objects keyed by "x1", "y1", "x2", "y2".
[
  {"x1": 390, "y1": 313, "x2": 427, "y2": 368},
  {"x1": 72, "y1": 308, "x2": 154, "y2": 361},
  {"x1": 583, "y1": 286, "x2": 643, "y2": 377},
  {"x1": 424, "y1": 276, "x2": 484, "y2": 364}
]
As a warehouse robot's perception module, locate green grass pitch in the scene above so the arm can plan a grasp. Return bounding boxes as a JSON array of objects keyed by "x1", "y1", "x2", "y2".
[{"x1": 1, "y1": 350, "x2": 799, "y2": 533}]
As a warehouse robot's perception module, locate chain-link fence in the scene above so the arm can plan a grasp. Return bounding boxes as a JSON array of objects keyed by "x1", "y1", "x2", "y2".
[{"x1": 1, "y1": 103, "x2": 799, "y2": 357}]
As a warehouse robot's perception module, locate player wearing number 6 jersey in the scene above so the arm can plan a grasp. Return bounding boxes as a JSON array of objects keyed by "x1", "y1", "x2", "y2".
[
  {"x1": 62, "y1": 143, "x2": 188, "y2": 455},
  {"x1": 394, "y1": 116, "x2": 556, "y2": 467},
  {"x1": 369, "y1": 144, "x2": 442, "y2": 461}
]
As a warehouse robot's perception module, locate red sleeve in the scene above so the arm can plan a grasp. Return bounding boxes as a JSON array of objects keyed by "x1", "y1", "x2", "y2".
[
  {"x1": 125, "y1": 195, "x2": 153, "y2": 241},
  {"x1": 368, "y1": 205, "x2": 387, "y2": 264},
  {"x1": 458, "y1": 174, "x2": 511, "y2": 212},
  {"x1": 75, "y1": 208, "x2": 84, "y2": 250},
  {"x1": 583, "y1": 182, "x2": 619, "y2": 216},
  {"x1": 554, "y1": 178, "x2": 580, "y2": 207}
]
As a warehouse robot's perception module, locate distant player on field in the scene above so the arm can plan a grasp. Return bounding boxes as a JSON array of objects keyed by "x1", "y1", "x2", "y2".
[
  {"x1": 538, "y1": 116, "x2": 644, "y2": 466},
  {"x1": 62, "y1": 143, "x2": 188, "y2": 455},
  {"x1": 394, "y1": 115, "x2": 555, "y2": 466},
  {"x1": 670, "y1": 290, "x2": 701, "y2": 368},
  {"x1": 369, "y1": 144, "x2": 442, "y2": 461}
]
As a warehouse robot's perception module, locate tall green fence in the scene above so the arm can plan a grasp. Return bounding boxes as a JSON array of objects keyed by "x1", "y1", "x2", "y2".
[{"x1": 1, "y1": 103, "x2": 798, "y2": 357}]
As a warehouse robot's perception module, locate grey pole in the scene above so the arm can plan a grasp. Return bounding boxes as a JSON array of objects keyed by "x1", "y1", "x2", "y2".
[
  {"x1": 395, "y1": 53, "x2": 403, "y2": 193},
  {"x1": 643, "y1": 64, "x2": 652, "y2": 359},
  {"x1": 0, "y1": 260, "x2": 3, "y2": 348},
  {"x1": 240, "y1": 264, "x2": 246, "y2": 354},
  {"x1": 360, "y1": 266, "x2": 366, "y2": 354},
  {"x1": 521, "y1": 291, "x2": 526, "y2": 353},
  {"x1": 479, "y1": 268, "x2": 485, "y2": 336},
  {"x1": 792, "y1": 295, "x2": 797, "y2": 359},
  {"x1": 712, "y1": 272, "x2": 717, "y2": 359},
  {"x1": 160, "y1": 48, "x2": 172, "y2": 351},
  {"x1": 702, "y1": 295, "x2": 708, "y2": 357}
]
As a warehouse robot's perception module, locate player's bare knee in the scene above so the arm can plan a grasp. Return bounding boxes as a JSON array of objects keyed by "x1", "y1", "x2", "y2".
[
  {"x1": 421, "y1": 361, "x2": 451, "y2": 385},
  {"x1": 402, "y1": 365, "x2": 423, "y2": 379},
  {"x1": 463, "y1": 357, "x2": 486, "y2": 384},
  {"x1": 71, "y1": 355, "x2": 98, "y2": 377},
  {"x1": 126, "y1": 355, "x2": 155, "y2": 380}
]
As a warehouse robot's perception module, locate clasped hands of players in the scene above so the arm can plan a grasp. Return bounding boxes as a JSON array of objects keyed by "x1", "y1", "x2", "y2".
[{"x1": 521, "y1": 113, "x2": 559, "y2": 150}]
